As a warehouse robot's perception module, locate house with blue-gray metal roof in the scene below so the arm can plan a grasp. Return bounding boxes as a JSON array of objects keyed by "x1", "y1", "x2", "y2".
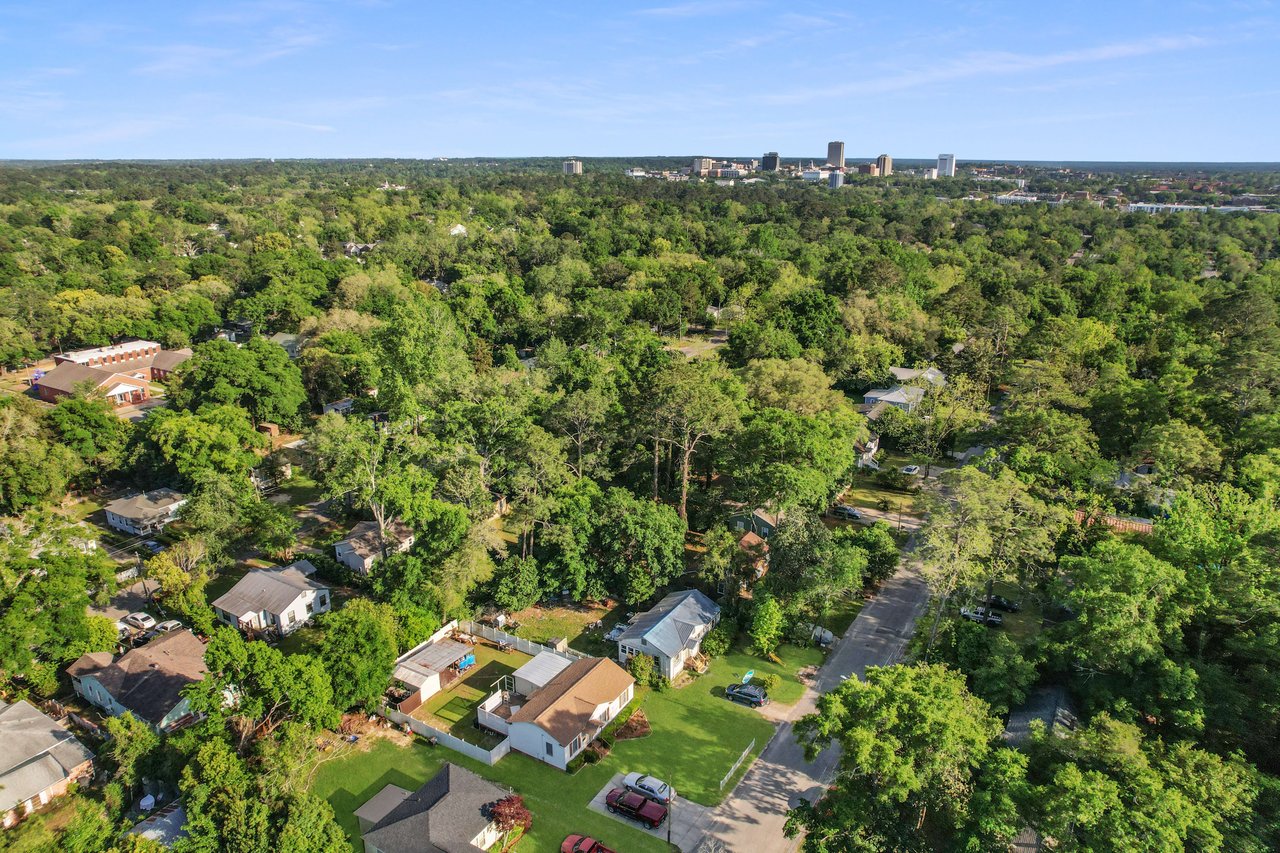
[{"x1": 616, "y1": 589, "x2": 721, "y2": 681}]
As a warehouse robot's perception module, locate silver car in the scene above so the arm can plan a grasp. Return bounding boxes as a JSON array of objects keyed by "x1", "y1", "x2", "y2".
[{"x1": 623, "y1": 772, "x2": 675, "y2": 804}]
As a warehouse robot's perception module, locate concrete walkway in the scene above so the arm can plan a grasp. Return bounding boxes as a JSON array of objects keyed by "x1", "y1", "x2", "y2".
[
  {"x1": 698, "y1": 560, "x2": 931, "y2": 852},
  {"x1": 587, "y1": 772, "x2": 716, "y2": 851}
]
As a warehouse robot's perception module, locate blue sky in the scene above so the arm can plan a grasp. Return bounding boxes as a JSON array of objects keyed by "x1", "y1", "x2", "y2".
[{"x1": 1, "y1": 0, "x2": 1277, "y2": 161}]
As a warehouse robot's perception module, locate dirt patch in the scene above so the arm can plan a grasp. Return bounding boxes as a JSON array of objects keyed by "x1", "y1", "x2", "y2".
[{"x1": 615, "y1": 709, "x2": 651, "y2": 741}]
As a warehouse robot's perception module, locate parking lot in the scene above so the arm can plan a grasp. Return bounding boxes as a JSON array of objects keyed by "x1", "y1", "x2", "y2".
[{"x1": 587, "y1": 772, "x2": 717, "y2": 852}]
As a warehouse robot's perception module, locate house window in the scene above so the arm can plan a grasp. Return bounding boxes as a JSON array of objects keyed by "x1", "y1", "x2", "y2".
[
  {"x1": 319, "y1": 594, "x2": 329, "y2": 608},
  {"x1": 288, "y1": 611, "x2": 297, "y2": 624},
  {"x1": 545, "y1": 741, "x2": 554, "y2": 757},
  {"x1": 306, "y1": 602, "x2": 314, "y2": 614}
]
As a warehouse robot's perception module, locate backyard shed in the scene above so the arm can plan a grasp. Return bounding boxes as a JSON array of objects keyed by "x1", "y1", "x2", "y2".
[
  {"x1": 513, "y1": 651, "x2": 573, "y2": 697},
  {"x1": 390, "y1": 630, "x2": 474, "y2": 713}
]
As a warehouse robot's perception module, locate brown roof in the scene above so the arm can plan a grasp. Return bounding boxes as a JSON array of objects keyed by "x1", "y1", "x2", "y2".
[
  {"x1": 509, "y1": 657, "x2": 634, "y2": 746},
  {"x1": 341, "y1": 519, "x2": 414, "y2": 559},
  {"x1": 737, "y1": 531, "x2": 768, "y2": 552},
  {"x1": 67, "y1": 630, "x2": 207, "y2": 725},
  {"x1": 65, "y1": 652, "x2": 114, "y2": 679},
  {"x1": 36, "y1": 362, "x2": 148, "y2": 395},
  {"x1": 151, "y1": 348, "x2": 192, "y2": 372}
]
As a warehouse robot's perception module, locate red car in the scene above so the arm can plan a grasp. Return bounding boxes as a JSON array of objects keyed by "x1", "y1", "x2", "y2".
[
  {"x1": 605, "y1": 787, "x2": 668, "y2": 829},
  {"x1": 562, "y1": 835, "x2": 618, "y2": 853}
]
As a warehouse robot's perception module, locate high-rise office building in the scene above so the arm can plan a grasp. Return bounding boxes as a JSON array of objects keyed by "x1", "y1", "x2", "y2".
[
  {"x1": 876, "y1": 154, "x2": 893, "y2": 176},
  {"x1": 827, "y1": 141, "x2": 845, "y2": 169},
  {"x1": 762, "y1": 152, "x2": 781, "y2": 171},
  {"x1": 563, "y1": 159, "x2": 583, "y2": 175},
  {"x1": 692, "y1": 157, "x2": 714, "y2": 176},
  {"x1": 937, "y1": 154, "x2": 956, "y2": 177}
]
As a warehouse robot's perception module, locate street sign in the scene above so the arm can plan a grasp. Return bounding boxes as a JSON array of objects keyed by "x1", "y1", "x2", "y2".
[{"x1": 742, "y1": 669, "x2": 754, "y2": 684}]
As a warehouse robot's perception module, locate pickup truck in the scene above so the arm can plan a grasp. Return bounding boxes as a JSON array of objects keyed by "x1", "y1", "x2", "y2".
[{"x1": 605, "y1": 787, "x2": 668, "y2": 829}]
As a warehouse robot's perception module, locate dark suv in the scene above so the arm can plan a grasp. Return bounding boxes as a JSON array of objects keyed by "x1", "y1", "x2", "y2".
[
  {"x1": 605, "y1": 788, "x2": 667, "y2": 829},
  {"x1": 725, "y1": 683, "x2": 770, "y2": 707}
]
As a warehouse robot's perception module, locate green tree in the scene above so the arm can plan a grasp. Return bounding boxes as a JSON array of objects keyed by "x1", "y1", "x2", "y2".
[
  {"x1": 102, "y1": 712, "x2": 161, "y2": 796},
  {"x1": 788, "y1": 663, "x2": 1013, "y2": 851},
  {"x1": 492, "y1": 556, "x2": 542, "y2": 612},
  {"x1": 653, "y1": 359, "x2": 742, "y2": 521},
  {"x1": 750, "y1": 594, "x2": 785, "y2": 657},
  {"x1": 319, "y1": 600, "x2": 399, "y2": 711}
]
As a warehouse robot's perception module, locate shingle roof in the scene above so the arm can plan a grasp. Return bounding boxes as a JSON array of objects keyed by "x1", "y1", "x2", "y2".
[
  {"x1": 67, "y1": 630, "x2": 207, "y2": 725},
  {"x1": 36, "y1": 362, "x2": 146, "y2": 395},
  {"x1": 150, "y1": 348, "x2": 192, "y2": 373},
  {"x1": 0, "y1": 700, "x2": 95, "y2": 813},
  {"x1": 211, "y1": 566, "x2": 328, "y2": 619},
  {"x1": 103, "y1": 489, "x2": 186, "y2": 522},
  {"x1": 508, "y1": 657, "x2": 634, "y2": 746},
  {"x1": 362, "y1": 763, "x2": 506, "y2": 853},
  {"x1": 616, "y1": 589, "x2": 721, "y2": 660},
  {"x1": 339, "y1": 519, "x2": 414, "y2": 559}
]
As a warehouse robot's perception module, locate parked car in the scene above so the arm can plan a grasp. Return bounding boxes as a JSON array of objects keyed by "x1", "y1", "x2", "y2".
[
  {"x1": 725, "y1": 683, "x2": 770, "y2": 707},
  {"x1": 134, "y1": 630, "x2": 161, "y2": 646},
  {"x1": 960, "y1": 607, "x2": 1003, "y2": 627},
  {"x1": 901, "y1": 464, "x2": 921, "y2": 475},
  {"x1": 831, "y1": 504, "x2": 863, "y2": 520},
  {"x1": 123, "y1": 612, "x2": 157, "y2": 631},
  {"x1": 798, "y1": 622, "x2": 835, "y2": 648},
  {"x1": 141, "y1": 540, "x2": 165, "y2": 554},
  {"x1": 604, "y1": 623, "x2": 626, "y2": 642},
  {"x1": 986, "y1": 595, "x2": 1021, "y2": 613},
  {"x1": 605, "y1": 788, "x2": 668, "y2": 829},
  {"x1": 562, "y1": 836, "x2": 617, "y2": 853},
  {"x1": 623, "y1": 772, "x2": 675, "y2": 804},
  {"x1": 156, "y1": 619, "x2": 184, "y2": 633}
]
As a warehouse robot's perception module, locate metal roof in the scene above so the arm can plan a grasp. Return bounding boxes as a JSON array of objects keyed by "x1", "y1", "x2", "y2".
[
  {"x1": 513, "y1": 651, "x2": 573, "y2": 692},
  {"x1": 616, "y1": 589, "x2": 720, "y2": 659},
  {"x1": 393, "y1": 639, "x2": 471, "y2": 688}
]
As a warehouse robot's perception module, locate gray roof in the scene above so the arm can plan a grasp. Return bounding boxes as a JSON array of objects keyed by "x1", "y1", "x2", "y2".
[
  {"x1": 355, "y1": 784, "x2": 411, "y2": 828},
  {"x1": 0, "y1": 700, "x2": 95, "y2": 813},
  {"x1": 393, "y1": 639, "x2": 472, "y2": 689},
  {"x1": 128, "y1": 803, "x2": 188, "y2": 846},
  {"x1": 362, "y1": 763, "x2": 506, "y2": 853},
  {"x1": 211, "y1": 566, "x2": 328, "y2": 618},
  {"x1": 66, "y1": 630, "x2": 207, "y2": 725},
  {"x1": 150, "y1": 348, "x2": 192, "y2": 373},
  {"x1": 339, "y1": 519, "x2": 414, "y2": 559},
  {"x1": 512, "y1": 651, "x2": 573, "y2": 691},
  {"x1": 104, "y1": 488, "x2": 186, "y2": 522},
  {"x1": 1004, "y1": 686, "x2": 1077, "y2": 747},
  {"x1": 617, "y1": 589, "x2": 720, "y2": 659},
  {"x1": 36, "y1": 361, "x2": 144, "y2": 394}
]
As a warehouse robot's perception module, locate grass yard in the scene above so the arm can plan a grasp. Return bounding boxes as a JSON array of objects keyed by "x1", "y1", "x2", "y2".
[
  {"x1": 717, "y1": 643, "x2": 826, "y2": 707},
  {"x1": 839, "y1": 472, "x2": 922, "y2": 517},
  {"x1": 824, "y1": 594, "x2": 867, "y2": 637},
  {"x1": 510, "y1": 602, "x2": 628, "y2": 657},
  {"x1": 274, "y1": 470, "x2": 324, "y2": 506},
  {"x1": 312, "y1": 737, "x2": 673, "y2": 853},
  {"x1": 414, "y1": 645, "x2": 532, "y2": 747}
]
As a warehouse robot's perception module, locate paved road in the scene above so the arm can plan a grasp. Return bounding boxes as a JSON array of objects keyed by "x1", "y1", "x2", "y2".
[{"x1": 699, "y1": 561, "x2": 931, "y2": 852}]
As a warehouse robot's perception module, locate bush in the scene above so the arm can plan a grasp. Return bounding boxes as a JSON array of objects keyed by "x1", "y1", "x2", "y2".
[
  {"x1": 567, "y1": 755, "x2": 586, "y2": 773},
  {"x1": 701, "y1": 625, "x2": 733, "y2": 658},
  {"x1": 600, "y1": 699, "x2": 640, "y2": 741},
  {"x1": 759, "y1": 673, "x2": 781, "y2": 693},
  {"x1": 628, "y1": 652, "x2": 655, "y2": 685},
  {"x1": 650, "y1": 672, "x2": 671, "y2": 692}
]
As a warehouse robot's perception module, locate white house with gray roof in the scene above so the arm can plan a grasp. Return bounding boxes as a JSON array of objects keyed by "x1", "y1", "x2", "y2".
[
  {"x1": 616, "y1": 589, "x2": 721, "y2": 681},
  {"x1": 211, "y1": 560, "x2": 329, "y2": 636}
]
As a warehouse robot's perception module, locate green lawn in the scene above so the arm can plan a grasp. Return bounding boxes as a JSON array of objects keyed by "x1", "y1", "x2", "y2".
[
  {"x1": 510, "y1": 602, "x2": 626, "y2": 658},
  {"x1": 414, "y1": 645, "x2": 531, "y2": 747},
  {"x1": 719, "y1": 643, "x2": 825, "y2": 706},
  {"x1": 275, "y1": 470, "x2": 324, "y2": 506},
  {"x1": 823, "y1": 594, "x2": 867, "y2": 637},
  {"x1": 312, "y1": 738, "x2": 673, "y2": 853},
  {"x1": 204, "y1": 565, "x2": 251, "y2": 603}
]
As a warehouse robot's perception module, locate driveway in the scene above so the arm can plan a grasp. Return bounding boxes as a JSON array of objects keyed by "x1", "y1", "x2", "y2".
[
  {"x1": 698, "y1": 558, "x2": 931, "y2": 852},
  {"x1": 587, "y1": 772, "x2": 716, "y2": 852}
]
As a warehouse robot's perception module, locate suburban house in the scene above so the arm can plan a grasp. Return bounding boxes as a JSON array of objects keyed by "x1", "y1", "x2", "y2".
[
  {"x1": 856, "y1": 434, "x2": 881, "y2": 470},
  {"x1": 478, "y1": 656, "x2": 635, "y2": 770},
  {"x1": 35, "y1": 340, "x2": 192, "y2": 406},
  {"x1": 103, "y1": 489, "x2": 187, "y2": 535},
  {"x1": 736, "y1": 531, "x2": 770, "y2": 583},
  {"x1": 889, "y1": 366, "x2": 946, "y2": 387},
  {"x1": 267, "y1": 332, "x2": 303, "y2": 359},
  {"x1": 1, "y1": 700, "x2": 95, "y2": 829},
  {"x1": 211, "y1": 561, "x2": 330, "y2": 637},
  {"x1": 386, "y1": 622, "x2": 476, "y2": 714},
  {"x1": 862, "y1": 384, "x2": 925, "y2": 413},
  {"x1": 616, "y1": 589, "x2": 722, "y2": 681},
  {"x1": 726, "y1": 507, "x2": 780, "y2": 539},
  {"x1": 335, "y1": 519, "x2": 415, "y2": 575},
  {"x1": 66, "y1": 630, "x2": 208, "y2": 732},
  {"x1": 357, "y1": 763, "x2": 508, "y2": 853}
]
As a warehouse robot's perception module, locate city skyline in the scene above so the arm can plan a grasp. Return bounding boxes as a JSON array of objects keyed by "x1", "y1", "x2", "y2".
[{"x1": 0, "y1": 1, "x2": 1277, "y2": 161}]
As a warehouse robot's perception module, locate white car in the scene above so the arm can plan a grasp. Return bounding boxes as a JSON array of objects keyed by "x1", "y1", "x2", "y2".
[
  {"x1": 123, "y1": 612, "x2": 157, "y2": 631},
  {"x1": 901, "y1": 465, "x2": 921, "y2": 475},
  {"x1": 156, "y1": 619, "x2": 184, "y2": 633},
  {"x1": 623, "y1": 772, "x2": 675, "y2": 804}
]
